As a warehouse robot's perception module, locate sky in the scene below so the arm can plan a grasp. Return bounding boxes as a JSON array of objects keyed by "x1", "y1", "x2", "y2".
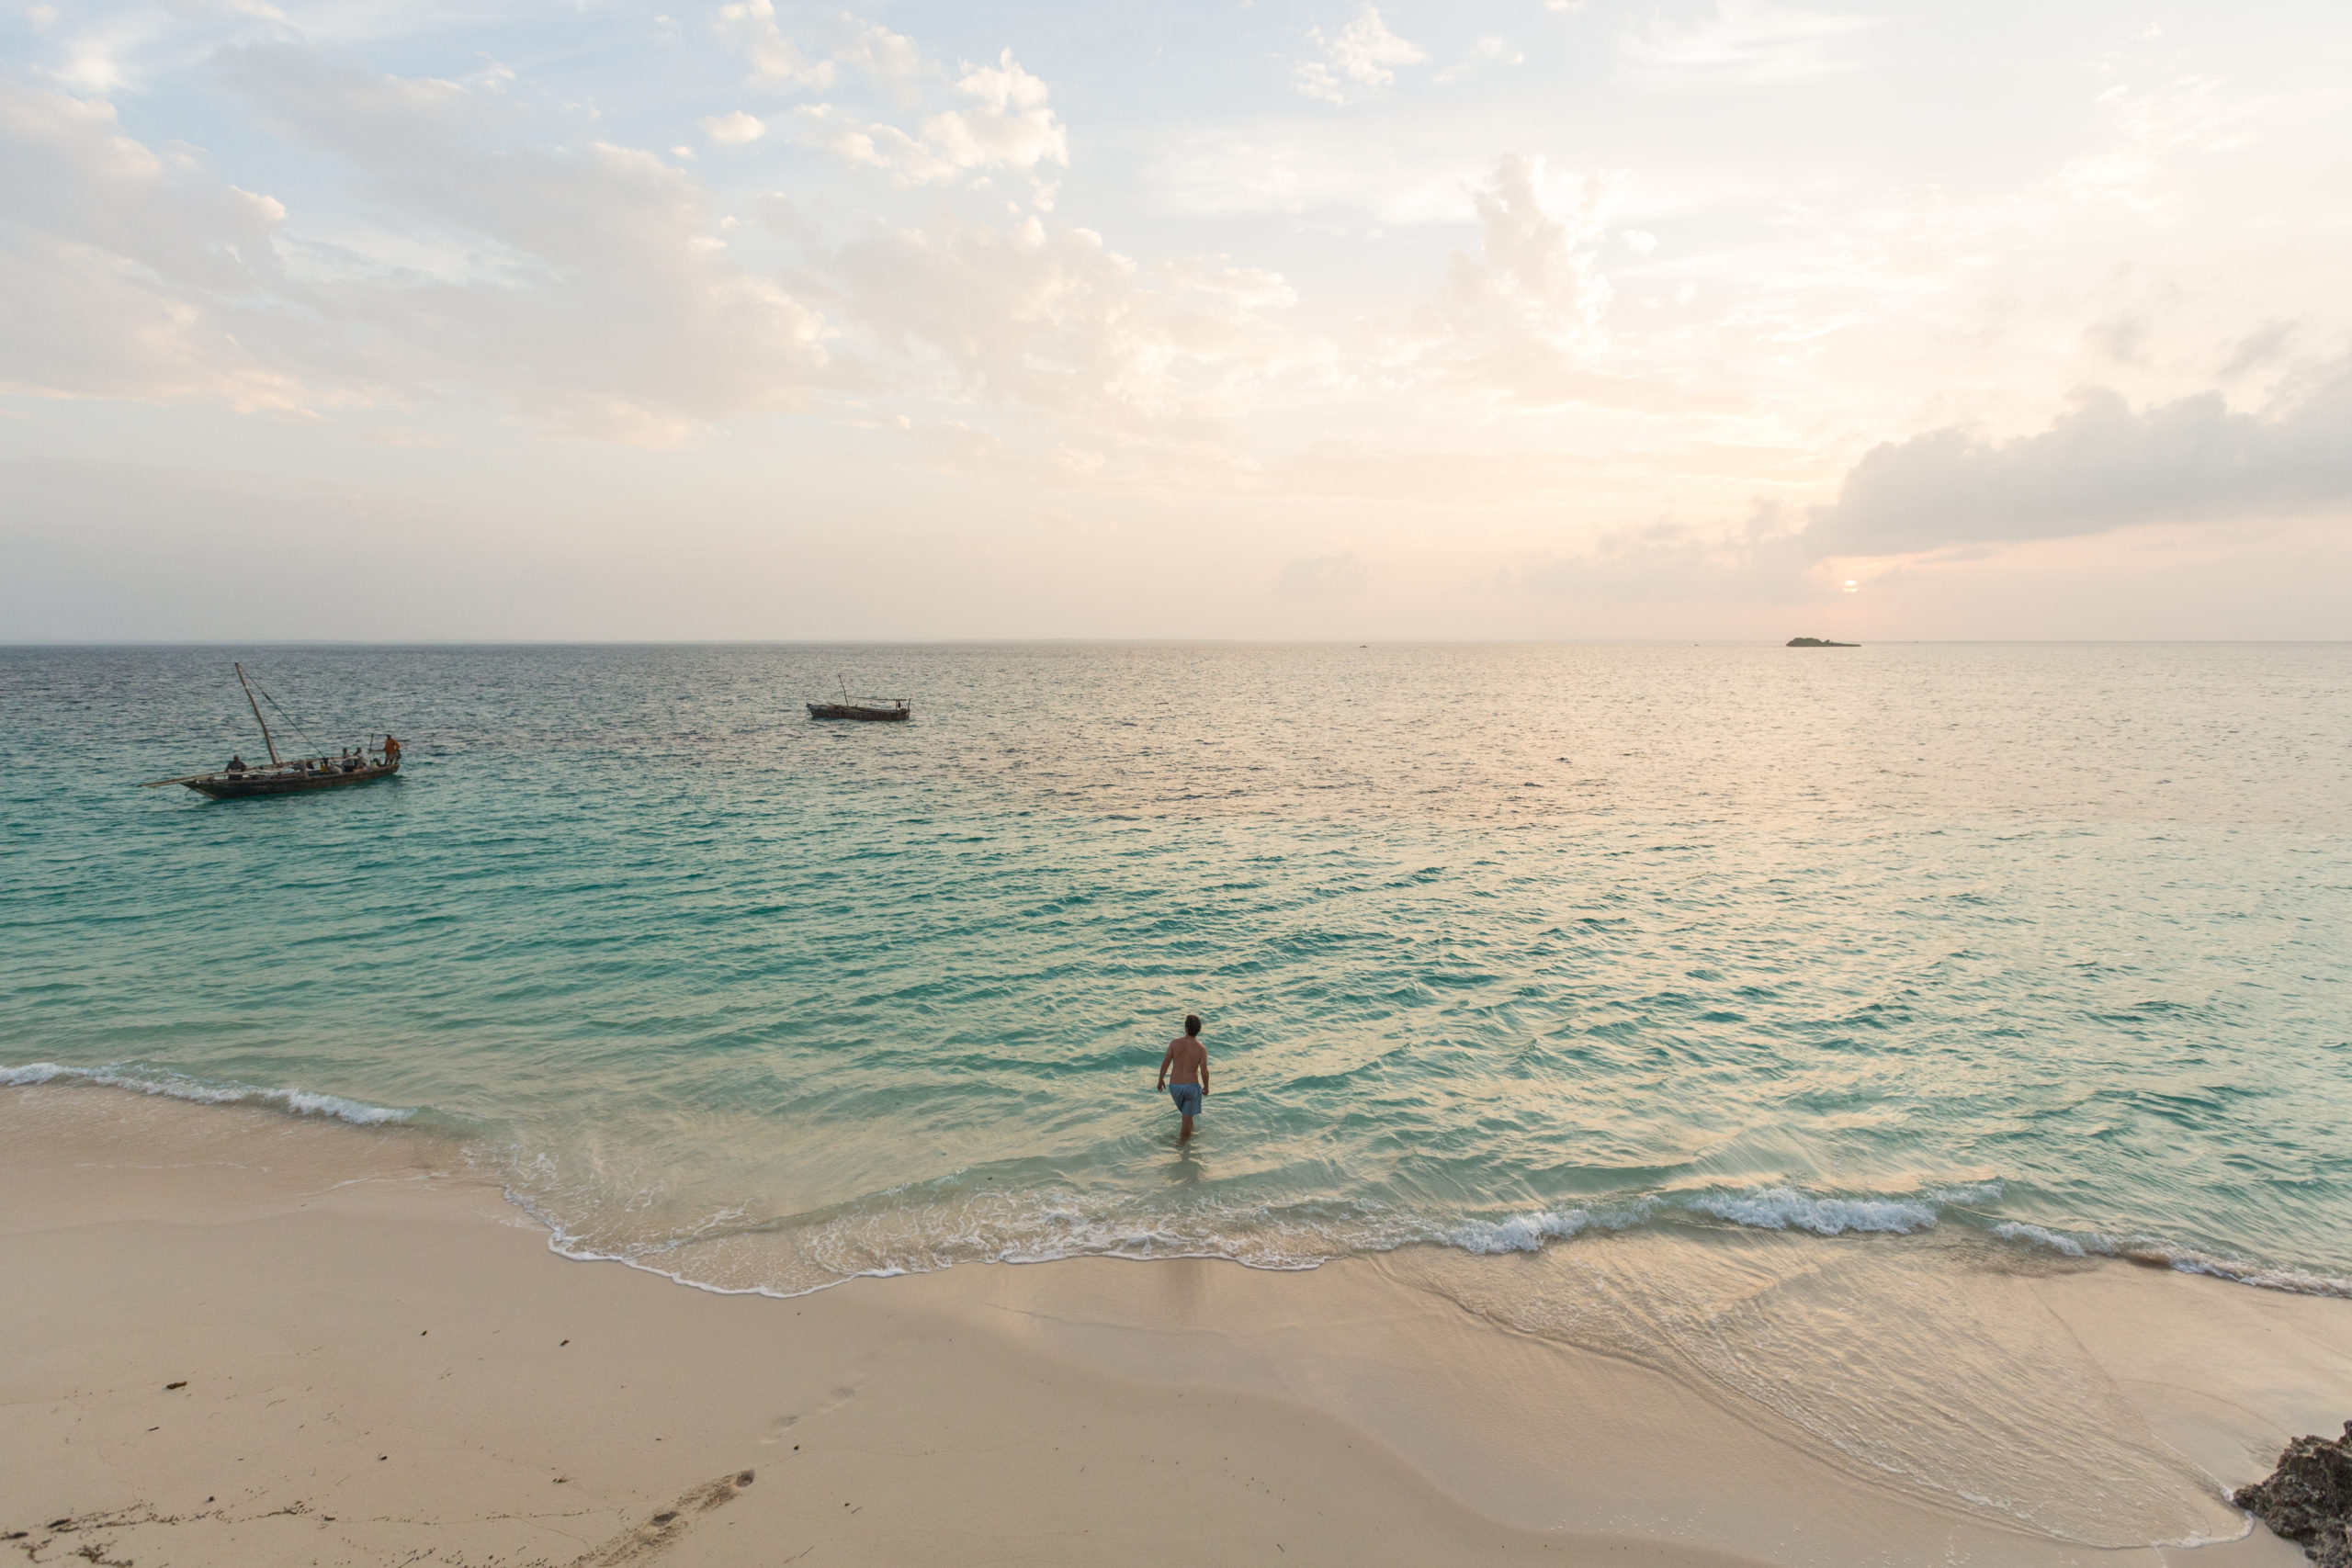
[{"x1": 3, "y1": 0, "x2": 2349, "y2": 640}]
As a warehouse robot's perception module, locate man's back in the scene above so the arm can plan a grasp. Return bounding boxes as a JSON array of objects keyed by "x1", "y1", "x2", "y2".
[{"x1": 1163, "y1": 1033, "x2": 1206, "y2": 1085}]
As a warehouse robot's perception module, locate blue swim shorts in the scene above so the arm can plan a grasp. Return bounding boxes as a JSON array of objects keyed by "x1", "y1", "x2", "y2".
[{"x1": 1169, "y1": 1084, "x2": 1204, "y2": 1117}]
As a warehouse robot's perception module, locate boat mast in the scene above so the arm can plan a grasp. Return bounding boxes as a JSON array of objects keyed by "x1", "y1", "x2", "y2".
[{"x1": 235, "y1": 662, "x2": 280, "y2": 765}]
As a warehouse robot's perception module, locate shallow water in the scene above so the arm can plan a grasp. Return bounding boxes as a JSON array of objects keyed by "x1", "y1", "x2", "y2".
[{"x1": 6, "y1": 642, "x2": 2349, "y2": 1534}]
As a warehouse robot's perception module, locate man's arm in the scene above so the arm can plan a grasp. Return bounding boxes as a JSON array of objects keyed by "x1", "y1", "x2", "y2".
[
  {"x1": 1197, "y1": 1048, "x2": 1208, "y2": 1097},
  {"x1": 1156, "y1": 1042, "x2": 1173, "y2": 1091}
]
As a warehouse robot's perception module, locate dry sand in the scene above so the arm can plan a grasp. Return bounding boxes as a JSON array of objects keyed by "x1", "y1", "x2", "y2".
[{"x1": 4, "y1": 1084, "x2": 2346, "y2": 1567}]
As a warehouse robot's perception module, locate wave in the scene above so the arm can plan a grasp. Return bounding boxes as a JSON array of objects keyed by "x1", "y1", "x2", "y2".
[
  {"x1": 14, "y1": 1066, "x2": 2347, "y2": 1304},
  {"x1": 1992, "y1": 1217, "x2": 2352, "y2": 1298},
  {"x1": 1, "y1": 1061, "x2": 415, "y2": 1127},
  {"x1": 1686, "y1": 1187, "x2": 1941, "y2": 1235}
]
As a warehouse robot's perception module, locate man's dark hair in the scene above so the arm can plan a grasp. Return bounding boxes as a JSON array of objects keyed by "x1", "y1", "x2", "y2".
[{"x1": 1184, "y1": 1014, "x2": 1202, "y2": 1037}]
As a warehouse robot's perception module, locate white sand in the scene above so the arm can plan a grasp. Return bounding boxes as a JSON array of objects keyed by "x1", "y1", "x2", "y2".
[{"x1": 4, "y1": 1084, "x2": 2346, "y2": 1566}]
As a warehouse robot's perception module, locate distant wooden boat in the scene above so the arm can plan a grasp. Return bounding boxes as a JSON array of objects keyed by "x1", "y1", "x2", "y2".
[
  {"x1": 808, "y1": 677, "x2": 910, "y2": 722},
  {"x1": 143, "y1": 663, "x2": 401, "y2": 798},
  {"x1": 1785, "y1": 637, "x2": 1859, "y2": 648},
  {"x1": 807, "y1": 699, "x2": 911, "y2": 722}
]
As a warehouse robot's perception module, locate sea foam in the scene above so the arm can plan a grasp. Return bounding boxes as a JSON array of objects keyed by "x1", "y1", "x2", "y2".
[
  {"x1": 1687, "y1": 1187, "x2": 1941, "y2": 1235},
  {"x1": 1, "y1": 1062, "x2": 413, "y2": 1126}
]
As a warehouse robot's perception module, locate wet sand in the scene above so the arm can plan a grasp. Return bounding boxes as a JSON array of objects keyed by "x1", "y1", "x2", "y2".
[{"x1": 4, "y1": 1084, "x2": 2345, "y2": 1566}]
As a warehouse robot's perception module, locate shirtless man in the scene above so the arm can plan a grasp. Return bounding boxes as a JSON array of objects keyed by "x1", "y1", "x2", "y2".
[{"x1": 1155, "y1": 1014, "x2": 1209, "y2": 1142}]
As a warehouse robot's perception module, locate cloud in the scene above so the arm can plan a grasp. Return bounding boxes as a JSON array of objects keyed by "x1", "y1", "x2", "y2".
[
  {"x1": 1385, "y1": 153, "x2": 1661, "y2": 406},
  {"x1": 1620, "y1": 0, "x2": 1868, "y2": 88},
  {"x1": 712, "y1": 5, "x2": 924, "y2": 98},
  {"x1": 215, "y1": 41, "x2": 840, "y2": 439},
  {"x1": 1509, "y1": 365, "x2": 2352, "y2": 600},
  {"x1": 827, "y1": 211, "x2": 1297, "y2": 445},
  {"x1": 1436, "y1": 36, "x2": 1521, "y2": 86},
  {"x1": 700, "y1": 110, "x2": 765, "y2": 145},
  {"x1": 1294, "y1": 6, "x2": 1426, "y2": 104},
  {"x1": 798, "y1": 49, "x2": 1066, "y2": 187},
  {"x1": 1275, "y1": 552, "x2": 1369, "y2": 595},
  {"x1": 0, "y1": 28, "x2": 1298, "y2": 465},
  {"x1": 1803, "y1": 367, "x2": 2352, "y2": 558},
  {"x1": 713, "y1": 0, "x2": 832, "y2": 89},
  {"x1": 0, "y1": 76, "x2": 302, "y2": 410},
  {"x1": 2055, "y1": 76, "x2": 2252, "y2": 211},
  {"x1": 0, "y1": 48, "x2": 840, "y2": 440},
  {"x1": 828, "y1": 17, "x2": 923, "y2": 101}
]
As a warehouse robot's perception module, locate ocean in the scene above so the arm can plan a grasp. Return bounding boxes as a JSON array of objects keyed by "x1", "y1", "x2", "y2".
[{"x1": 6, "y1": 642, "x2": 2348, "y2": 1539}]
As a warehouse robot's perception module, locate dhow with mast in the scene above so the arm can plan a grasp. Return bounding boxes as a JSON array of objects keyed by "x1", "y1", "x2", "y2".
[{"x1": 143, "y1": 663, "x2": 402, "y2": 798}]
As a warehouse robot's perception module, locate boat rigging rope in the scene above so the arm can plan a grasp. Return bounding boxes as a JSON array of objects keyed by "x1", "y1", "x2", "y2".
[{"x1": 245, "y1": 673, "x2": 325, "y2": 758}]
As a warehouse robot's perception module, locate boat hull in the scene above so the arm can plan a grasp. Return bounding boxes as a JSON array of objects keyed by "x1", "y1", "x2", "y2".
[
  {"x1": 807, "y1": 704, "x2": 910, "y2": 721},
  {"x1": 184, "y1": 761, "x2": 401, "y2": 798}
]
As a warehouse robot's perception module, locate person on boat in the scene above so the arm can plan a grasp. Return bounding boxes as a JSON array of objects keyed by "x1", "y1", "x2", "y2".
[
  {"x1": 1155, "y1": 1015, "x2": 1209, "y2": 1143},
  {"x1": 383, "y1": 734, "x2": 401, "y2": 764},
  {"x1": 226, "y1": 754, "x2": 246, "y2": 773}
]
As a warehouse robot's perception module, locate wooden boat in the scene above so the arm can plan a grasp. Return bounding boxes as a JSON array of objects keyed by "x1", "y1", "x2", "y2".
[
  {"x1": 143, "y1": 663, "x2": 402, "y2": 798},
  {"x1": 1785, "y1": 637, "x2": 1859, "y2": 648},
  {"x1": 807, "y1": 699, "x2": 911, "y2": 722}
]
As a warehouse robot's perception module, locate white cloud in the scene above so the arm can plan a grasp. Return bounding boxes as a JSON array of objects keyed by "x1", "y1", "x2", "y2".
[
  {"x1": 0, "y1": 45, "x2": 841, "y2": 442},
  {"x1": 1292, "y1": 63, "x2": 1348, "y2": 107},
  {"x1": 799, "y1": 49, "x2": 1067, "y2": 187},
  {"x1": 1402, "y1": 154, "x2": 1624, "y2": 402},
  {"x1": 1621, "y1": 0, "x2": 1868, "y2": 88},
  {"x1": 829, "y1": 211, "x2": 1297, "y2": 444},
  {"x1": 0, "y1": 78, "x2": 301, "y2": 410},
  {"x1": 711, "y1": 4, "x2": 926, "y2": 99},
  {"x1": 2057, "y1": 76, "x2": 2254, "y2": 210},
  {"x1": 926, "y1": 50, "x2": 1068, "y2": 173},
  {"x1": 700, "y1": 109, "x2": 765, "y2": 145},
  {"x1": 1294, "y1": 5, "x2": 1426, "y2": 104},
  {"x1": 830, "y1": 16, "x2": 923, "y2": 101},
  {"x1": 0, "y1": 34, "x2": 1283, "y2": 457},
  {"x1": 712, "y1": 0, "x2": 832, "y2": 90}
]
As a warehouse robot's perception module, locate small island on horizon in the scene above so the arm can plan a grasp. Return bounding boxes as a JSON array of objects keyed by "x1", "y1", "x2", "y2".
[{"x1": 1786, "y1": 637, "x2": 1860, "y2": 648}]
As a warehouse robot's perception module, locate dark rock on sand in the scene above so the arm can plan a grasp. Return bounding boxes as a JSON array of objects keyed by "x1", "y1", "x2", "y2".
[
  {"x1": 1785, "y1": 637, "x2": 1859, "y2": 648},
  {"x1": 2234, "y1": 1420, "x2": 2352, "y2": 1566}
]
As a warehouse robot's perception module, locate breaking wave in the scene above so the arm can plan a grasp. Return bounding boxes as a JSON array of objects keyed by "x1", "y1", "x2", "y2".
[{"x1": 3, "y1": 1061, "x2": 415, "y2": 1127}]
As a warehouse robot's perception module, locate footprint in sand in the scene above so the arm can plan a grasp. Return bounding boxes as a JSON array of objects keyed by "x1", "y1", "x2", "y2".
[
  {"x1": 570, "y1": 1470, "x2": 756, "y2": 1567},
  {"x1": 761, "y1": 1383, "x2": 859, "y2": 1444}
]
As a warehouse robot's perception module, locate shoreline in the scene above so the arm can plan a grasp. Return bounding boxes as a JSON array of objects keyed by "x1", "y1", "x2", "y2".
[
  {"x1": 17, "y1": 1058, "x2": 2347, "y2": 1311},
  {"x1": 6, "y1": 1084, "x2": 2348, "y2": 1565}
]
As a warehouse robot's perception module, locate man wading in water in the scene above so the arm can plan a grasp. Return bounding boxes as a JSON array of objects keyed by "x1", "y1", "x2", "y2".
[{"x1": 1156, "y1": 1014, "x2": 1209, "y2": 1142}]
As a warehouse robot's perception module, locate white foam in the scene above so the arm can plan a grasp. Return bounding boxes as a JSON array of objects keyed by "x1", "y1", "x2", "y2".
[
  {"x1": 1994, "y1": 1221, "x2": 2091, "y2": 1258},
  {"x1": 1928, "y1": 1180, "x2": 2004, "y2": 1207},
  {"x1": 0, "y1": 1061, "x2": 413, "y2": 1126},
  {"x1": 1444, "y1": 1207, "x2": 1591, "y2": 1254},
  {"x1": 1984, "y1": 1221, "x2": 2352, "y2": 1299},
  {"x1": 2131, "y1": 1247, "x2": 2352, "y2": 1300},
  {"x1": 1688, "y1": 1187, "x2": 1939, "y2": 1235}
]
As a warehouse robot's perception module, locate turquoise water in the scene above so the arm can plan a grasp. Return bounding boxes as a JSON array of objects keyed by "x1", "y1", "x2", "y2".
[{"x1": 6, "y1": 643, "x2": 2350, "y2": 1305}]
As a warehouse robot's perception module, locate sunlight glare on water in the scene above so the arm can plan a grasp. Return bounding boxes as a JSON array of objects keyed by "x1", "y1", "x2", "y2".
[{"x1": 4, "y1": 642, "x2": 2349, "y2": 1538}]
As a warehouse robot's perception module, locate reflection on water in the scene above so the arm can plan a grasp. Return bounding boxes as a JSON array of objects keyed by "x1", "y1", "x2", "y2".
[{"x1": 4, "y1": 641, "x2": 2349, "y2": 1538}]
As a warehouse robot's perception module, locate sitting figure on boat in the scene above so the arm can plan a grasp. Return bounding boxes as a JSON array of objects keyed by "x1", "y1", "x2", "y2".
[{"x1": 226, "y1": 754, "x2": 246, "y2": 773}]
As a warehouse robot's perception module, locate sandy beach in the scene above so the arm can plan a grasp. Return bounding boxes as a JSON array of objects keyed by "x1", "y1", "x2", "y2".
[{"x1": 5, "y1": 1084, "x2": 2348, "y2": 1568}]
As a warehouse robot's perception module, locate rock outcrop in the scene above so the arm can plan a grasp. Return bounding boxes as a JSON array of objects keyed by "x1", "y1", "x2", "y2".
[
  {"x1": 2235, "y1": 1421, "x2": 2352, "y2": 1566},
  {"x1": 1784, "y1": 637, "x2": 1859, "y2": 648}
]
